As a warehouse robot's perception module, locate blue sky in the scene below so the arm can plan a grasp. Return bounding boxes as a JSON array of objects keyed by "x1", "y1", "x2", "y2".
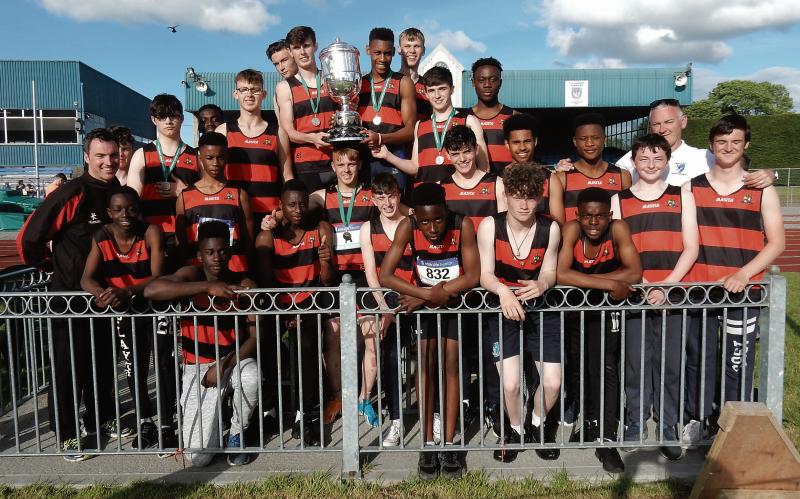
[{"x1": 5, "y1": 0, "x2": 800, "y2": 133}]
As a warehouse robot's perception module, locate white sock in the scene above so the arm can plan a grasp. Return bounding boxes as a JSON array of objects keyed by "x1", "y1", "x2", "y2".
[
  {"x1": 265, "y1": 407, "x2": 277, "y2": 418},
  {"x1": 445, "y1": 441, "x2": 454, "y2": 446},
  {"x1": 295, "y1": 410, "x2": 303, "y2": 423},
  {"x1": 462, "y1": 399, "x2": 470, "y2": 407},
  {"x1": 531, "y1": 412, "x2": 541, "y2": 427},
  {"x1": 511, "y1": 424, "x2": 521, "y2": 434},
  {"x1": 425, "y1": 440, "x2": 434, "y2": 446}
]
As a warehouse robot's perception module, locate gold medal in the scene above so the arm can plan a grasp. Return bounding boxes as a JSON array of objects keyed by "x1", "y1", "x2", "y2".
[
  {"x1": 435, "y1": 155, "x2": 445, "y2": 165},
  {"x1": 372, "y1": 115, "x2": 382, "y2": 126}
]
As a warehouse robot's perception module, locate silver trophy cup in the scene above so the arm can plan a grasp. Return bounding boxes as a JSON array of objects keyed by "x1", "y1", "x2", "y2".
[{"x1": 320, "y1": 38, "x2": 366, "y2": 143}]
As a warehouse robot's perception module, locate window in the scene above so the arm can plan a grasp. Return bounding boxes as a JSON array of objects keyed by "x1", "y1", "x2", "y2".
[{"x1": 1, "y1": 109, "x2": 80, "y2": 144}]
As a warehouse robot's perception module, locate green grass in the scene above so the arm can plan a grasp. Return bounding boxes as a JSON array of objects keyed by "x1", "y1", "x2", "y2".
[
  {"x1": 782, "y1": 272, "x2": 800, "y2": 447},
  {"x1": 0, "y1": 472, "x2": 692, "y2": 498}
]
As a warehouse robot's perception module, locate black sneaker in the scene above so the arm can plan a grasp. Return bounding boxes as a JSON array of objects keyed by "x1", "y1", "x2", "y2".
[
  {"x1": 263, "y1": 412, "x2": 280, "y2": 439},
  {"x1": 658, "y1": 426, "x2": 684, "y2": 461},
  {"x1": 484, "y1": 403, "x2": 502, "y2": 438},
  {"x1": 438, "y1": 450, "x2": 463, "y2": 479},
  {"x1": 157, "y1": 428, "x2": 179, "y2": 459},
  {"x1": 493, "y1": 425, "x2": 521, "y2": 463},
  {"x1": 527, "y1": 420, "x2": 560, "y2": 460},
  {"x1": 136, "y1": 421, "x2": 159, "y2": 449},
  {"x1": 595, "y1": 446, "x2": 625, "y2": 473},
  {"x1": 460, "y1": 402, "x2": 474, "y2": 431},
  {"x1": 570, "y1": 419, "x2": 598, "y2": 443},
  {"x1": 418, "y1": 451, "x2": 439, "y2": 481},
  {"x1": 292, "y1": 419, "x2": 321, "y2": 446}
]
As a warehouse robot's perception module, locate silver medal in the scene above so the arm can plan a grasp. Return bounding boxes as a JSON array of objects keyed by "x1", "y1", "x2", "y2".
[
  {"x1": 157, "y1": 181, "x2": 172, "y2": 192},
  {"x1": 372, "y1": 115, "x2": 382, "y2": 126},
  {"x1": 435, "y1": 155, "x2": 445, "y2": 165},
  {"x1": 311, "y1": 116, "x2": 321, "y2": 127}
]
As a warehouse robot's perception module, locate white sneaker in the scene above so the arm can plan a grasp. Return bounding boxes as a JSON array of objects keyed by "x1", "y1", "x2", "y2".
[
  {"x1": 433, "y1": 412, "x2": 441, "y2": 444},
  {"x1": 681, "y1": 419, "x2": 702, "y2": 449},
  {"x1": 382, "y1": 419, "x2": 402, "y2": 447}
]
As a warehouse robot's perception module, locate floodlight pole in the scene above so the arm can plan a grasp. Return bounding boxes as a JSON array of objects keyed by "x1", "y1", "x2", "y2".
[{"x1": 32, "y1": 80, "x2": 40, "y2": 197}]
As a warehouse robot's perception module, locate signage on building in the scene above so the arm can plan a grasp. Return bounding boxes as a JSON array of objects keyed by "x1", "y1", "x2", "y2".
[{"x1": 565, "y1": 80, "x2": 589, "y2": 107}]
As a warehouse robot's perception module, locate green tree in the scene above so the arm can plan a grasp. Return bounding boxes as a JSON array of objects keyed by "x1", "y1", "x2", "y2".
[
  {"x1": 684, "y1": 98, "x2": 720, "y2": 119},
  {"x1": 687, "y1": 80, "x2": 794, "y2": 118}
]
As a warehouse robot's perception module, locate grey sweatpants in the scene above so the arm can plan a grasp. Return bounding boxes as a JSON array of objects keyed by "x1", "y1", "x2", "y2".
[{"x1": 180, "y1": 357, "x2": 259, "y2": 467}]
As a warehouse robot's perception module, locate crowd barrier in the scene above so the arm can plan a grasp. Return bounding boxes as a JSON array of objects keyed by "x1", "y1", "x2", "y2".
[{"x1": 0, "y1": 268, "x2": 787, "y2": 479}]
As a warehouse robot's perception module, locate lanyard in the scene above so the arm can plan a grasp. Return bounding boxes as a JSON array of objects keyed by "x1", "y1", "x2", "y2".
[
  {"x1": 298, "y1": 72, "x2": 322, "y2": 115},
  {"x1": 431, "y1": 109, "x2": 456, "y2": 152},
  {"x1": 155, "y1": 139, "x2": 184, "y2": 182},
  {"x1": 370, "y1": 74, "x2": 390, "y2": 113},
  {"x1": 337, "y1": 185, "x2": 361, "y2": 227}
]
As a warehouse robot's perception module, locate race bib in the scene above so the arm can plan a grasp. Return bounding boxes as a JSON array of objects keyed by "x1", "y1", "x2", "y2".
[
  {"x1": 197, "y1": 217, "x2": 235, "y2": 246},
  {"x1": 416, "y1": 256, "x2": 460, "y2": 286},
  {"x1": 333, "y1": 223, "x2": 362, "y2": 251}
]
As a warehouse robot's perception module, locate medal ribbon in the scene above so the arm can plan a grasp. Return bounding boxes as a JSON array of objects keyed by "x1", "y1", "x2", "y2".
[
  {"x1": 298, "y1": 72, "x2": 322, "y2": 116},
  {"x1": 370, "y1": 74, "x2": 390, "y2": 114},
  {"x1": 431, "y1": 109, "x2": 456, "y2": 152},
  {"x1": 155, "y1": 139, "x2": 184, "y2": 182},
  {"x1": 337, "y1": 185, "x2": 361, "y2": 228}
]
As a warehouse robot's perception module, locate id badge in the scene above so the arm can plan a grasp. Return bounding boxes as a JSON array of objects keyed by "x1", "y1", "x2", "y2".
[{"x1": 334, "y1": 223, "x2": 362, "y2": 251}]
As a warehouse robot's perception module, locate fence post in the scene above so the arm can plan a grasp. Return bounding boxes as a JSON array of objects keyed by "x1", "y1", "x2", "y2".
[
  {"x1": 759, "y1": 267, "x2": 786, "y2": 423},
  {"x1": 339, "y1": 274, "x2": 361, "y2": 480}
]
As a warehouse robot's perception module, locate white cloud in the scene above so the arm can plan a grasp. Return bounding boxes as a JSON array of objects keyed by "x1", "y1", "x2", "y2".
[
  {"x1": 427, "y1": 29, "x2": 487, "y2": 54},
  {"x1": 534, "y1": 0, "x2": 800, "y2": 65},
  {"x1": 572, "y1": 58, "x2": 626, "y2": 69},
  {"x1": 39, "y1": 0, "x2": 279, "y2": 35},
  {"x1": 693, "y1": 66, "x2": 800, "y2": 110}
]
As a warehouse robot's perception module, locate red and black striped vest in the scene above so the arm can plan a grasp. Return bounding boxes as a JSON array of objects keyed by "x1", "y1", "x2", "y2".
[
  {"x1": 563, "y1": 163, "x2": 624, "y2": 222},
  {"x1": 141, "y1": 142, "x2": 200, "y2": 239},
  {"x1": 410, "y1": 213, "x2": 464, "y2": 287},
  {"x1": 414, "y1": 80, "x2": 431, "y2": 121},
  {"x1": 180, "y1": 185, "x2": 248, "y2": 274},
  {"x1": 180, "y1": 289, "x2": 240, "y2": 365},
  {"x1": 570, "y1": 222, "x2": 621, "y2": 275},
  {"x1": 272, "y1": 227, "x2": 322, "y2": 305},
  {"x1": 493, "y1": 212, "x2": 552, "y2": 286},
  {"x1": 416, "y1": 109, "x2": 469, "y2": 184},
  {"x1": 358, "y1": 71, "x2": 404, "y2": 135},
  {"x1": 468, "y1": 105, "x2": 514, "y2": 174},
  {"x1": 225, "y1": 120, "x2": 281, "y2": 221},
  {"x1": 618, "y1": 185, "x2": 683, "y2": 282},
  {"x1": 93, "y1": 224, "x2": 152, "y2": 288},
  {"x1": 289, "y1": 75, "x2": 336, "y2": 174},
  {"x1": 689, "y1": 174, "x2": 765, "y2": 282},
  {"x1": 441, "y1": 172, "x2": 498, "y2": 229},
  {"x1": 370, "y1": 215, "x2": 414, "y2": 284},
  {"x1": 324, "y1": 185, "x2": 375, "y2": 271}
]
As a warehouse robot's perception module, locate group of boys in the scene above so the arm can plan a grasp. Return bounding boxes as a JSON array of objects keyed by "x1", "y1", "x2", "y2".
[{"x1": 16, "y1": 24, "x2": 784, "y2": 480}]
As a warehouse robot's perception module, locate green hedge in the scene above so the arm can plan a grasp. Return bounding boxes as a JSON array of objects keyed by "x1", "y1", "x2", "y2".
[{"x1": 683, "y1": 114, "x2": 800, "y2": 169}]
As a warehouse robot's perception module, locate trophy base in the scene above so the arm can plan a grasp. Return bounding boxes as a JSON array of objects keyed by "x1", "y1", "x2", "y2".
[{"x1": 324, "y1": 125, "x2": 367, "y2": 144}]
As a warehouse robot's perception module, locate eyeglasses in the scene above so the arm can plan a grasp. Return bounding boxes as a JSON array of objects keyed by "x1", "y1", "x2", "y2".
[
  {"x1": 236, "y1": 87, "x2": 263, "y2": 95},
  {"x1": 649, "y1": 98, "x2": 680, "y2": 109}
]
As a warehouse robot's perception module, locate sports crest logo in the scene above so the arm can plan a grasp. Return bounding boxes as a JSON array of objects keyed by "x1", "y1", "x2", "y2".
[
  {"x1": 264, "y1": 138, "x2": 272, "y2": 146},
  {"x1": 309, "y1": 235, "x2": 315, "y2": 244},
  {"x1": 185, "y1": 157, "x2": 193, "y2": 166},
  {"x1": 533, "y1": 255, "x2": 541, "y2": 264},
  {"x1": 608, "y1": 176, "x2": 617, "y2": 186},
  {"x1": 674, "y1": 162, "x2": 686, "y2": 174},
  {"x1": 225, "y1": 191, "x2": 234, "y2": 200},
  {"x1": 451, "y1": 237, "x2": 457, "y2": 245},
  {"x1": 480, "y1": 186, "x2": 489, "y2": 194},
  {"x1": 742, "y1": 194, "x2": 753, "y2": 205},
  {"x1": 362, "y1": 195, "x2": 370, "y2": 202},
  {"x1": 666, "y1": 199, "x2": 678, "y2": 208}
]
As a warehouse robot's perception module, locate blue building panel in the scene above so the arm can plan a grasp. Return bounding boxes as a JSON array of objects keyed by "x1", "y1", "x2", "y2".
[
  {"x1": 0, "y1": 61, "x2": 82, "y2": 110},
  {"x1": 0, "y1": 144, "x2": 82, "y2": 168},
  {"x1": 78, "y1": 63, "x2": 154, "y2": 139}
]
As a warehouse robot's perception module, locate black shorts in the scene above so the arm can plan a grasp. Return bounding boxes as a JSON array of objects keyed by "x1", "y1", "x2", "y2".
[
  {"x1": 484, "y1": 311, "x2": 562, "y2": 363},
  {"x1": 408, "y1": 311, "x2": 460, "y2": 341}
]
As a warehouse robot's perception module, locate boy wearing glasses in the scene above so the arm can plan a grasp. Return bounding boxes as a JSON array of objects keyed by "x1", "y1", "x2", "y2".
[
  {"x1": 215, "y1": 68, "x2": 291, "y2": 228},
  {"x1": 556, "y1": 187, "x2": 642, "y2": 473}
]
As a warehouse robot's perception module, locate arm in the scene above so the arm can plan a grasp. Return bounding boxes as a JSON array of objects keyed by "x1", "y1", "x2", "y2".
[
  {"x1": 382, "y1": 75, "x2": 416, "y2": 146},
  {"x1": 495, "y1": 177, "x2": 507, "y2": 213},
  {"x1": 276, "y1": 79, "x2": 329, "y2": 148},
  {"x1": 213, "y1": 122, "x2": 228, "y2": 135},
  {"x1": 239, "y1": 189, "x2": 255, "y2": 253},
  {"x1": 127, "y1": 148, "x2": 146, "y2": 195},
  {"x1": 546, "y1": 174, "x2": 566, "y2": 225},
  {"x1": 143, "y1": 266, "x2": 238, "y2": 301},
  {"x1": 318, "y1": 221, "x2": 336, "y2": 286},
  {"x1": 743, "y1": 168, "x2": 775, "y2": 189},
  {"x1": 80, "y1": 240, "x2": 108, "y2": 299},
  {"x1": 659, "y1": 185, "x2": 698, "y2": 283},
  {"x1": 610, "y1": 193, "x2": 621, "y2": 220},
  {"x1": 620, "y1": 168, "x2": 633, "y2": 189},
  {"x1": 556, "y1": 222, "x2": 625, "y2": 292},
  {"x1": 379, "y1": 218, "x2": 428, "y2": 300},
  {"x1": 465, "y1": 114, "x2": 489, "y2": 173},
  {"x1": 174, "y1": 191, "x2": 188, "y2": 254},
  {"x1": 360, "y1": 221, "x2": 394, "y2": 334},
  {"x1": 254, "y1": 229, "x2": 274, "y2": 288},
  {"x1": 372, "y1": 121, "x2": 420, "y2": 176},
  {"x1": 477, "y1": 216, "x2": 524, "y2": 321},
  {"x1": 278, "y1": 127, "x2": 294, "y2": 181},
  {"x1": 441, "y1": 215, "x2": 480, "y2": 295},
  {"x1": 607, "y1": 220, "x2": 643, "y2": 284}
]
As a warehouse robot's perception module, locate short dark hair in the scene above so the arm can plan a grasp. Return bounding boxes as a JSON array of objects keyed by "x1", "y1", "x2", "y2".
[
  {"x1": 106, "y1": 185, "x2": 140, "y2": 207},
  {"x1": 573, "y1": 112, "x2": 606, "y2": 132},
  {"x1": 371, "y1": 173, "x2": 400, "y2": 196},
  {"x1": 422, "y1": 66, "x2": 453, "y2": 88},
  {"x1": 197, "y1": 104, "x2": 223, "y2": 117},
  {"x1": 709, "y1": 114, "x2": 750, "y2": 143},
  {"x1": 502, "y1": 163, "x2": 546, "y2": 199},
  {"x1": 267, "y1": 39, "x2": 289, "y2": 58},
  {"x1": 443, "y1": 125, "x2": 477, "y2": 152},
  {"x1": 369, "y1": 27, "x2": 394, "y2": 44},
  {"x1": 282, "y1": 178, "x2": 309, "y2": 195},
  {"x1": 399, "y1": 27, "x2": 425, "y2": 44},
  {"x1": 577, "y1": 187, "x2": 611, "y2": 208},
  {"x1": 502, "y1": 113, "x2": 538, "y2": 140},
  {"x1": 286, "y1": 26, "x2": 316, "y2": 47},
  {"x1": 631, "y1": 133, "x2": 672, "y2": 161},
  {"x1": 198, "y1": 220, "x2": 231, "y2": 245},
  {"x1": 198, "y1": 131, "x2": 228, "y2": 149},
  {"x1": 149, "y1": 94, "x2": 183, "y2": 120},
  {"x1": 54, "y1": 173, "x2": 68, "y2": 182},
  {"x1": 411, "y1": 182, "x2": 446, "y2": 207},
  {"x1": 109, "y1": 125, "x2": 133, "y2": 146},
  {"x1": 83, "y1": 128, "x2": 118, "y2": 154},
  {"x1": 471, "y1": 57, "x2": 502, "y2": 74},
  {"x1": 235, "y1": 68, "x2": 263, "y2": 87}
]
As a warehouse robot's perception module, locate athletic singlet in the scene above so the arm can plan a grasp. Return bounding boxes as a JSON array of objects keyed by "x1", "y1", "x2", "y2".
[
  {"x1": 141, "y1": 142, "x2": 200, "y2": 240},
  {"x1": 272, "y1": 227, "x2": 322, "y2": 305},
  {"x1": 441, "y1": 172, "x2": 498, "y2": 229},
  {"x1": 416, "y1": 109, "x2": 469, "y2": 184},
  {"x1": 225, "y1": 120, "x2": 281, "y2": 220},
  {"x1": 618, "y1": 185, "x2": 683, "y2": 282},
  {"x1": 414, "y1": 80, "x2": 431, "y2": 121},
  {"x1": 179, "y1": 273, "x2": 242, "y2": 365},
  {"x1": 570, "y1": 221, "x2": 622, "y2": 275},
  {"x1": 493, "y1": 212, "x2": 552, "y2": 286},
  {"x1": 563, "y1": 164, "x2": 623, "y2": 222},
  {"x1": 93, "y1": 223, "x2": 152, "y2": 288},
  {"x1": 689, "y1": 174, "x2": 765, "y2": 282},
  {"x1": 323, "y1": 185, "x2": 374, "y2": 271},
  {"x1": 467, "y1": 106, "x2": 514, "y2": 174},
  {"x1": 288, "y1": 76, "x2": 336, "y2": 175},
  {"x1": 358, "y1": 71, "x2": 405, "y2": 135},
  {"x1": 370, "y1": 214, "x2": 414, "y2": 284},
  {"x1": 410, "y1": 213, "x2": 464, "y2": 287},
  {"x1": 180, "y1": 185, "x2": 247, "y2": 274}
]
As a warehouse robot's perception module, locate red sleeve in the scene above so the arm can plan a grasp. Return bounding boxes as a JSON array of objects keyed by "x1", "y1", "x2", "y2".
[{"x1": 16, "y1": 182, "x2": 84, "y2": 267}]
